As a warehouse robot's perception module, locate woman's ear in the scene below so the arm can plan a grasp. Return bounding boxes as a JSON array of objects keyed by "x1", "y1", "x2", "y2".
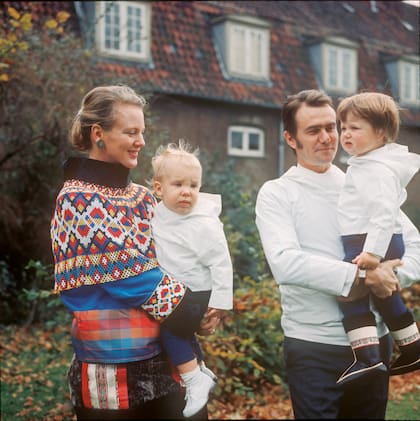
[{"x1": 90, "y1": 124, "x2": 103, "y2": 146}]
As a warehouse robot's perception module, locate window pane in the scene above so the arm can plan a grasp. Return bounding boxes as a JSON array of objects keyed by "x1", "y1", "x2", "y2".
[
  {"x1": 231, "y1": 131, "x2": 243, "y2": 149},
  {"x1": 232, "y1": 27, "x2": 246, "y2": 71},
  {"x1": 127, "y1": 6, "x2": 143, "y2": 53},
  {"x1": 249, "y1": 133, "x2": 260, "y2": 150},
  {"x1": 328, "y1": 47, "x2": 337, "y2": 86},
  {"x1": 249, "y1": 31, "x2": 262, "y2": 74},
  {"x1": 402, "y1": 64, "x2": 412, "y2": 100},
  {"x1": 104, "y1": 3, "x2": 120, "y2": 50},
  {"x1": 342, "y1": 50, "x2": 351, "y2": 89}
]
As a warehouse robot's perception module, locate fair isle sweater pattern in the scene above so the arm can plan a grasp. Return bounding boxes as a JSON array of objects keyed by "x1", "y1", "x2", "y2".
[
  {"x1": 51, "y1": 179, "x2": 186, "y2": 322},
  {"x1": 52, "y1": 180, "x2": 158, "y2": 291}
]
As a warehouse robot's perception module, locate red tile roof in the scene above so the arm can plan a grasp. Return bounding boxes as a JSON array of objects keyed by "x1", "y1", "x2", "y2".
[{"x1": 3, "y1": 1, "x2": 419, "y2": 123}]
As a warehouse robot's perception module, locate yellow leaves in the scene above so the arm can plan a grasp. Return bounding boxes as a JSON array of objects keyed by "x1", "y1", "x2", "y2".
[
  {"x1": 250, "y1": 359, "x2": 265, "y2": 372},
  {"x1": 44, "y1": 11, "x2": 70, "y2": 30},
  {"x1": 20, "y1": 13, "x2": 33, "y2": 31},
  {"x1": 8, "y1": 7, "x2": 20, "y2": 20},
  {"x1": 7, "y1": 33, "x2": 17, "y2": 43},
  {"x1": 57, "y1": 11, "x2": 71, "y2": 23},
  {"x1": 7, "y1": 8, "x2": 32, "y2": 31},
  {"x1": 1, "y1": 9, "x2": 33, "y2": 83},
  {"x1": 7, "y1": 7, "x2": 68, "y2": 32},
  {"x1": 17, "y1": 41, "x2": 29, "y2": 51},
  {"x1": 9, "y1": 19, "x2": 20, "y2": 28},
  {"x1": 44, "y1": 19, "x2": 58, "y2": 29},
  {"x1": 1, "y1": 8, "x2": 70, "y2": 83}
]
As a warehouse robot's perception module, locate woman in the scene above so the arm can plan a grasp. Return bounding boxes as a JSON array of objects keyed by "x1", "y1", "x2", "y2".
[{"x1": 50, "y1": 85, "x2": 217, "y2": 420}]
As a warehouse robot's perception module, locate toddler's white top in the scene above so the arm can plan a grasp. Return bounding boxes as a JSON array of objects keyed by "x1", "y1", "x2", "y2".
[
  {"x1": 152, "y1": 192, "x2": 233, "y2": 310},
  {"x1": 338, "y1": 143, "x2": 420, "y2": 258}
]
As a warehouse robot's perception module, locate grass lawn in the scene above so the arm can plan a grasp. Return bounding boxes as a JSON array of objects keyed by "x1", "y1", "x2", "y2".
[{"x1": 386, "y1": 394, "x2": 419, "y2": 420}]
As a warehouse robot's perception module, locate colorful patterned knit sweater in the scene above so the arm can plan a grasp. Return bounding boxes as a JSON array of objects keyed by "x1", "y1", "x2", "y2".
[{"x1": 50, "y1": 158, "x2": 186, "y2": 363}]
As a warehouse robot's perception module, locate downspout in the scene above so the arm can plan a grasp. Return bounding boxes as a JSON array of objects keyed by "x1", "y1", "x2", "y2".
[
  {"x1": 73, "y1": 1, "x2": 90, "y2": 47},
  {"x1": 74, "y1": 2, "x2": 86, "y2": 28}
]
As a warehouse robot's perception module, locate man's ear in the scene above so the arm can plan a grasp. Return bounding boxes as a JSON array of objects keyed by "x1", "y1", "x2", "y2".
[{"x1": 284, "y1": 130, "x2": 297, "y2": 150}]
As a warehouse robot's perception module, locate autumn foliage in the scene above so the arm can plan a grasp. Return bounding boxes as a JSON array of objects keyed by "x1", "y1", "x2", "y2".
[{"x1": 1, "y1": 280, "x2": 419, "y2": 420}]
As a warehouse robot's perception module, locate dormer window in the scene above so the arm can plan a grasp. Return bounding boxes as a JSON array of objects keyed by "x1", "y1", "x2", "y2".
[
  {"x1": 96, "y1": 1, "x2": 151, "y2": 61},
  {"x1": 385, "y1": 56, "x2": 419, "y2": 107},
  {"x1": 213, "y1": 15, "x2": 270, "y2": 81},
  {"x1": 308, "y1": 36, "x2": 358, "y2": 94},
  {"x1": 399, "y1": 60, "x2": 419, "y2": 105},
  {"x1": 229, "y1": 24, "x2": 269, "y2": 78},
  {"x1": 325, "y1": 45, "x2": 356, "y2": 92}
]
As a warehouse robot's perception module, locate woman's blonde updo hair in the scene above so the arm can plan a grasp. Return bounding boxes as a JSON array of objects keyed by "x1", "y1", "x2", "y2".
[{"x1": 70, "y1": 85, "x2": 146, "y2": 151}]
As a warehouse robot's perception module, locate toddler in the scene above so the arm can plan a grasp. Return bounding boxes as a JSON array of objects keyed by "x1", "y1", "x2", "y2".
[
  {"x1": 151, "y1": 140, "x2": 233, "y2": 416},
  {"x1": 336, "y1": 92, "x2": 420, "y2": 385}
]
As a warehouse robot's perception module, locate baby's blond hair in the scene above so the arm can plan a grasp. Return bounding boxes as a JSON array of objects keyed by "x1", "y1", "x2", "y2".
[{"x1": 152, "y1": 139, "x2": 201, "y2": 182}]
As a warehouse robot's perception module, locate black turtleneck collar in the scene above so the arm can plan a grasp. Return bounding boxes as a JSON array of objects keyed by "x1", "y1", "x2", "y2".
[{"x1": 63, "y1": 157, "x2": 131, "y2": 188}]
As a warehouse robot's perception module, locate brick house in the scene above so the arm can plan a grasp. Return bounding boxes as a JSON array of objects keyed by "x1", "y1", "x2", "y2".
[{"x1": 5, "y1": 1, "x2": 420, "y2": 222}]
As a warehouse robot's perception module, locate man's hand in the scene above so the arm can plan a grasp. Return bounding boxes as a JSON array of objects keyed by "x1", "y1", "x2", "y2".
[{"x1": 365, "y1": 259, "x2": 402, "y2": 298}]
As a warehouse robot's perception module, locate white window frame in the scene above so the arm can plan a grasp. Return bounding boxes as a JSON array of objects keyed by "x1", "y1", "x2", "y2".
[
  {"x1": 323, "y1": 43, "x2": 357, "y2": 93},
  {"x1": 399, "y1": 60, "x2": 420, "y2": 105},
  {"x1": 227, "y1": 21, "x2": 270, "y2": 80},
  {"x1": 96, "y1": 1, "x2": 151, "y2": 61},
  {"x1": 228, "y1": 126, "x2": 265, "y2": 158}
]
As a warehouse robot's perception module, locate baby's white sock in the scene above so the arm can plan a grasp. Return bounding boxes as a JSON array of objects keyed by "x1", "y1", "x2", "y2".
[{"x1": 180, "y1": 366, "x2": 201, "y2": 387}]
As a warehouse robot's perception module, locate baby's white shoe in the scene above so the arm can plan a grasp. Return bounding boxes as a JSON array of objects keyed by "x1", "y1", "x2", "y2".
[
  {"x1": 182, "y1": 369, "x2": 216, "y2": 418},
  {"x1": 200, "y1": 361, "x2": 218, "y2": 381}
]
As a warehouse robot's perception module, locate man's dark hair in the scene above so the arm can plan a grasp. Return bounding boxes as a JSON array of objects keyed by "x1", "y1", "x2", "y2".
[{"x1": 282, "y1": 90, "x2": 333, "y2": 137}]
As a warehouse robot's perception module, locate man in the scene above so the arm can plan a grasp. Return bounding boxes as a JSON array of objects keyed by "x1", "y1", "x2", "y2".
[{"x1": 255, "y1": 90, "x2": 420, "y2": 419}]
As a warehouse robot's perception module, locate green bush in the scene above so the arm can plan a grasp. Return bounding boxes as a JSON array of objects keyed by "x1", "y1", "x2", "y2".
[
  {"x1": 0, "y1": 259, "x2": 70, "y2": 326},
  {"x1": 201, "y1": 277, "x2": 285, "y2": 399},
  {"x1": 201, "y1": 153, "x2": 269, "y2": 285}
]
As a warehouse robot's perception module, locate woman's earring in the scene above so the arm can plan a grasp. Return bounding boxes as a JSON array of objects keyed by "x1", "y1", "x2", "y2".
[{"x1": 96, "y1": 139, "x2": 105, "y2": 149}]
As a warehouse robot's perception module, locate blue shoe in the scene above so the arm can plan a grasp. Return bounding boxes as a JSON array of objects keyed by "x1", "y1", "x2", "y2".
[{"x1": 390, "y1": 354, "x2": 420, "y2": 376}]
